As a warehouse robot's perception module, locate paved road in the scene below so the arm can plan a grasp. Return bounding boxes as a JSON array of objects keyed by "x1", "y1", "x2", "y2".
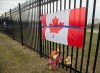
[{"x1": 87, "y1": 30, "x2": 98, "y2": 33}]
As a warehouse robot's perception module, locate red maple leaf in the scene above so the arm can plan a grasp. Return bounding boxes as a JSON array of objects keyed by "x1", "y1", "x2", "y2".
[{"x1": 49, "y1": 16, "x2": 64, "y2": 38}]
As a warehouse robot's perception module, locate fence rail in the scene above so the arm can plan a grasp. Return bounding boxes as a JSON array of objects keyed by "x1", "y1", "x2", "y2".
[{"x1": 0, "y1": 0, "x2": 99, "y2": 73}]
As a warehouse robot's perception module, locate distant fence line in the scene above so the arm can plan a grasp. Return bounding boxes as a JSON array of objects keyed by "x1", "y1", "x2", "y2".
[{"x1": 0, "y1": 0, "x2": 100, "y2": 73}]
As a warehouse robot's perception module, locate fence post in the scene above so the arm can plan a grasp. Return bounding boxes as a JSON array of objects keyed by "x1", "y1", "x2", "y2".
[
  {"x1": 0, "y1": 16, "x2": 2, "y2": 32},
  {"x1": 10, "y1": 9, "x2": 14, "y2": 39},
  {"x1": 18, "y1": 3, "x2": 23, "y2": 46},
  {"x1": 0, "y1": 18, "x2": 1, "y2": 32},
  {"x1": 1, "y1": 16, "x2": 3, "y2": 32},
  {"x1": 2, "y1": 15, "x2": 4, "y2": 33},
  {"x1": 5, "y1": 12, "x2": 8, "y2": 34},
  {"x1": 5, "y1": 12, "x2": 6, "y2": 34},
  {"x1": 39, "y1": 0, "x2": 42, "y2": 57}
]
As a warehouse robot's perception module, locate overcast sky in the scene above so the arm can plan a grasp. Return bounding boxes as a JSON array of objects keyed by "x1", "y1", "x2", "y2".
[
  {"x1": 0, "y1": 0, "x2": 26, "y2": 15},
  {"x1": 0, "y1": 0, "x2": 100, "y2": 19}
]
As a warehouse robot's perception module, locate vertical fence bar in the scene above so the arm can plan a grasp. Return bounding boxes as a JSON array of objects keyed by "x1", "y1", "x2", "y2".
[
  {"x1": 0, "y1": 17, "x2": 1, "y2": 32},
  {"x1": 36, "y1": 2, "x2": 39, "y2": 52},
  {"x1": 74, "y1": 1, "x2": 78, "y2": 72},
  {"x1": 34, "y1": 2, "x2": 36, "y2": 51},
  {"x1": 30, "y1": 3, "x2": 34, "y2": 47},
  {"x1": 56, "y1": 1, "x2": 58, "y2": 12},
  {"x1": 2, "y1": 16, "x2": 3, "y2": 32},
  {"x1": 92, "y1": 24, "x2": 100, "y2": 73},
  {"x1": 18, "y1": 3, "x2": 23, "y2": 46},
  {"x1": 0, "y1": 18, "x2": 1, "y2": 32},
  {"x1": 55, "y1": 0, "x2": 58, "y2": 50},
  {"x1": 80, "y1": 0, "x2": 89, "y2": 72},
  {"x1": 62, "y1": 45, "x2": 65, "y2": 69},
  {"x1": 49, "y1": 1, "x2": 51, "y2": 56},
  {"x1": 2, "y1": 15, "x2": 4, "y2": 33},
  {"x1": 0, "y1": 16, "x2": 2, "y2": 32},
  {"x1": 43, "y1": 1, "x2": 46, "y2": 57},
  {"x1": 33, "y1": 2, "x2": 37, "y2": 51},
  {"x1": 52, "y1": 1, "x2": 54, "y2": 51},
  {"x1": 70, "y1": 0, "x2": 74, "y2": 72},
  {"x1": 75, "y1": 48, "x2": 78, "y2": 73},
  {"x1": 41, "y1": 0, "x2": 44, "y2": 56},
  {"x1": 64, "y1": 0, "x2": 69, "y2": 70},
  {"x1": 74, "y1": 0, "x2": 82, "y2": 72},
  {"x1": 0, "y1": 17, "x2": 1, "y2": 31},
  {"x1": 39, "y1": 0, "x2": 42, "y2": 57},
  {"x1": 59, "y1": 0, "x2": 62, "y2": 67},
  {"x1": 43, "y1": 0, "x2": 45, "y2": 57},
  {"x1": 66, "y1": 0, "x2": 71, "y2": 69},
  {"x1": 5, "y1": 12, "x2": 7, "y2": 34},
  {"x1": 6, "y1": 12, "x2": 8, "y2": 34},
  {"x1": 10, "y1": 9, "x2": 14, "y2": 39},
  {"x1": 60, "y1": 0, "x2": 62, "y2": 11},
  {"x1": 70, "y1": 47, "x2": 73, "y2": 73},
  {"x1": 64, "y1": 0, "x2": 66, "y2": 9},
  {"x1": 66, "y1": 46, "x2": 69, "y2": 70},
  {"x1": 37, "y1": 3, "x2": 39, "y2": 51},
  {"x1": 62, "y1": 0, "x2": 66, "y2": 69},
  {"x1": 36, "y1": 1, "x2": 39, "y2": 52},
  {"x1": 34, "y1": 1, "x2": 38, "y2": 52},
  {"x1": 31, "y1": 6, "x2": 35, "y2": 49},
  {"x1": 59, "y1": 45, "x2": 61, "y2": 67},
  {"x1": 86, "y1": 0, "x2": 97, "y2": 72},
  {"x1": 47, "y1": 0, "x2": 49, "y2": 56}
]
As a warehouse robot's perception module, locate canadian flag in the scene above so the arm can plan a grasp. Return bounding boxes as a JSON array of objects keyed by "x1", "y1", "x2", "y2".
[{"x1": 41, "y1": 7, "x2": 86, "y2": 48}]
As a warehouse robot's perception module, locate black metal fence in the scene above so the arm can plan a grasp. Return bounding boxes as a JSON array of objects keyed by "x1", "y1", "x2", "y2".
[{"x1": 0, "y1": 0, "x2": 100, "y2": 73}]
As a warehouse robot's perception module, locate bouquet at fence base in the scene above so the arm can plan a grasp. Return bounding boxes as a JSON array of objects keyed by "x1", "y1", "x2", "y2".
[
  {"x1": 48, "y1": 49, "x2": 62, "y2": 70},
  {"x1": 65, "y1": 56, "x2": 71, "y2": 65}
]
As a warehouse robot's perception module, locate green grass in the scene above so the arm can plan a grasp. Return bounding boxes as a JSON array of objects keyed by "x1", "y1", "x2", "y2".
[
  {"x1": 43, "y1": 31, "x2": 99, "y2": 73},
  {"x1": 0, "y1": 31, "x2": 99, "y2": 73},
  {"x1": 0, "y1": 33, "x2": 67, "y2": 73},
  {"x1": 85, "y1": 32, "x2": 100, "y2": 73}
]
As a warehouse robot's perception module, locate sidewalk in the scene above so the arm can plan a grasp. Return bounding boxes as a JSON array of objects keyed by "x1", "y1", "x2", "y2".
[{"x1": 0, "y1": 33, "x2": 67, "y2": 73}]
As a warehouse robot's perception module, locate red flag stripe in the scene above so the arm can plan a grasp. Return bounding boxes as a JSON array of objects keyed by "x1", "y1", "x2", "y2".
[
  {"x1": 68, "y1": 7, "x2": 86, "y2": 48},
  {"x1": 42, "y1": 28, "x2": 46, "y2": 39},
  {"x1": 42, "y1": 14, "x2": 47, "y2": 26},
  {"x1": 68, "y1": 29, "x2": 84, "y2": 48},
  {"x1": 69, "y1": 7, "x2": 86, "y2": 27}
]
